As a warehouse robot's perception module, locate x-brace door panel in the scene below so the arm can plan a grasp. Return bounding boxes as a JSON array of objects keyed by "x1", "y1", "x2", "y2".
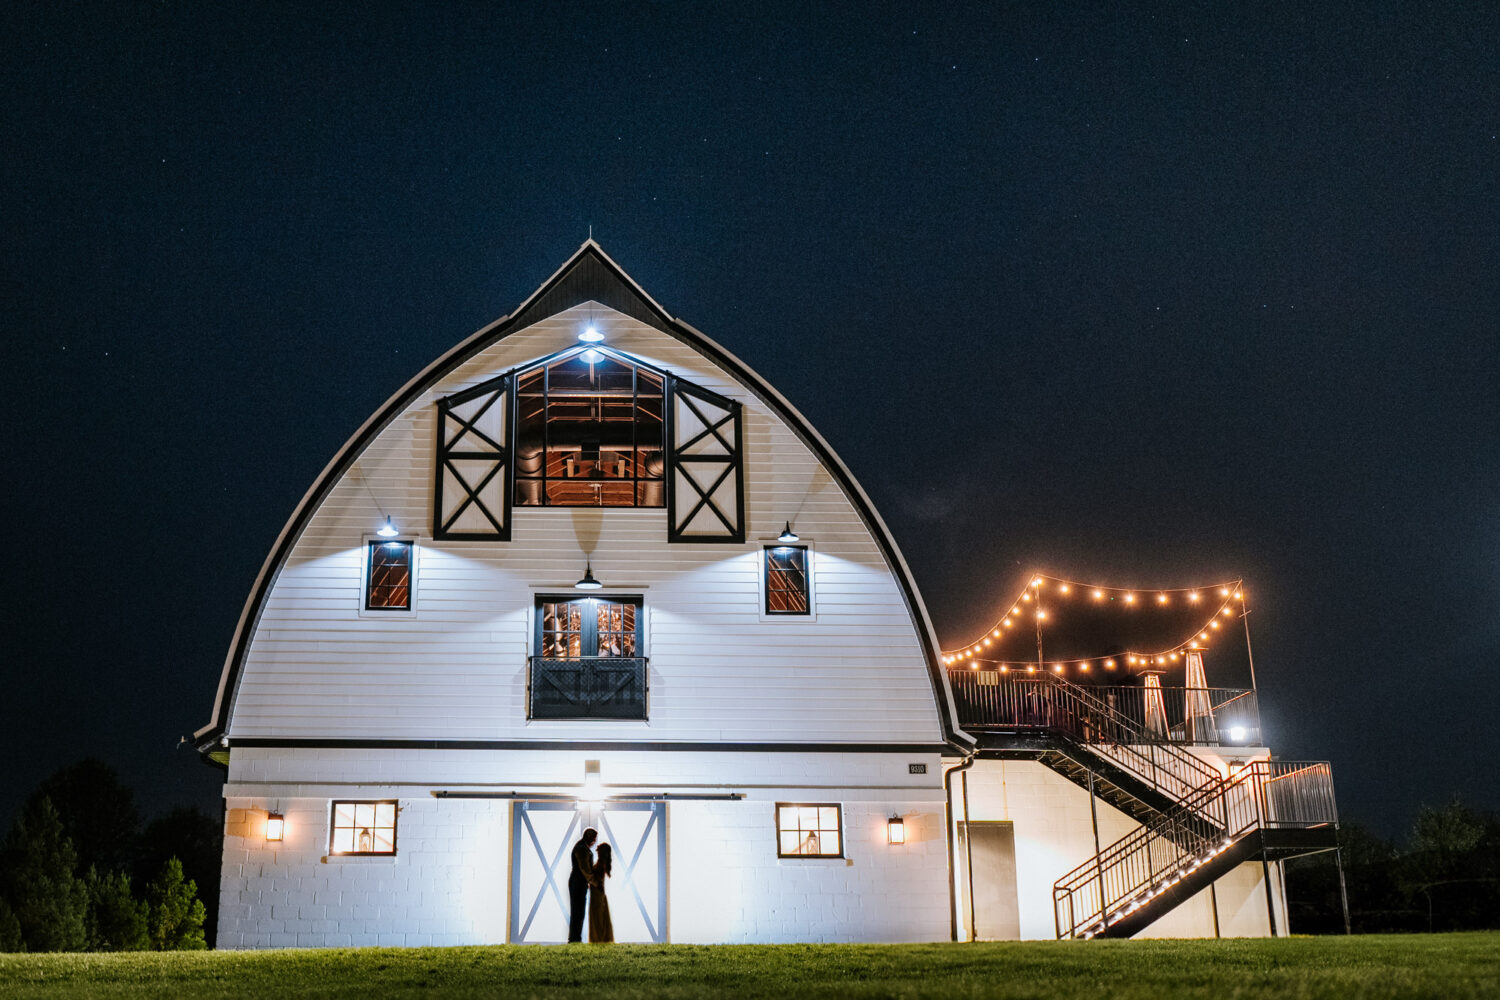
[{"x1": 509, "y1": 800, "x2": 667, "y2": 943}]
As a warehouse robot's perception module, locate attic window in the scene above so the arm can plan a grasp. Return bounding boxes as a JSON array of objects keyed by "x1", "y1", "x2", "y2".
[
  {"x1": 764, "y1": 545, "x2": 810, "y2": 615},
  {"x1": 365, "y1": 541, "x2": 412, "y2": 610},
  {"x1": 514, "y1": 351, "x2": 665, "y2": 507}
]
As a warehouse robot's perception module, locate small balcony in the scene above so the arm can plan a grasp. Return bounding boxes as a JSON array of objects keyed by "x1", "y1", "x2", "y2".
[
  {"x1": 528, "y1": 656, "x2": 648, "y2": 720},
  {"x1": 947, "y1": 670, "x2": 1262, "y2": 746}
]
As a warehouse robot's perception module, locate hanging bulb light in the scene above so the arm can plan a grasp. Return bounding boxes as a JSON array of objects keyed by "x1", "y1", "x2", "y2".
[
  {"x1": 778, "y1": 521, "x2": 799, "y2": 543},
  {"x1": 579, "y1": 326, "x2": 605, "y2": 344},
  {"x1": 575, "y1": 563, "x2": 603, "y2": 590},
  {"x1": 377, "y1": 516, "x2": 399, "y2": 538}
]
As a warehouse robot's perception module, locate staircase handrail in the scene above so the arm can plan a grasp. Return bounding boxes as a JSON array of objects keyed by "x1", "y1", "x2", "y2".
[{"x1": 1035, "y1": 673, "x2": 1224, "y2": 798}]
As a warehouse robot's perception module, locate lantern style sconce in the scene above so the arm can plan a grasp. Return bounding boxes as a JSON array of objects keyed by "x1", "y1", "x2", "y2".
[
  {"x1": 265, "y1": 812, "x2": 284, "y2": 842},
  {"x1": 887, "y1": 815, "x2": 906, "y2": 845}
]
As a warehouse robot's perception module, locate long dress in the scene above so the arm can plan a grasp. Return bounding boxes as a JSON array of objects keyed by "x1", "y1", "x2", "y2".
[{"x1": 587, "y1": 864, "x2": 614, "y2": 943}]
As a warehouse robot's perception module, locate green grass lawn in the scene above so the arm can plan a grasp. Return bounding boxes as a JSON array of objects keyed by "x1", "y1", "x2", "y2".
[{"x1": 0, "y1": 933, "x2": 1496, "y2": 999}]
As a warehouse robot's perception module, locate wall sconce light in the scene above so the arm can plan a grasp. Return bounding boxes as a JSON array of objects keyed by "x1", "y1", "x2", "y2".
[
  {"x1": 582, "y1": 760, "x2": 603, "y2": 802},
  {"x1": 579, "y1": 326, "x2": 605, "y2": 344},
  {"x1": 887, "y1": 815, "x2": 906, "y2": 845},
  {"x1": 377, "y1": 516, "x2": 399, "y2": 538},
  {"x1": 1227, "y1": 725, "x2": 1246, "y2": 742},
  {"x1": 575, "y1": 563, "x2": 603, "y2": 590},
  {"x1": 777, "y1": 521, "x2": 799, "y2": 543},
  {"x1": 266, "y1": 812, "x2": 284, "y2": 842}
]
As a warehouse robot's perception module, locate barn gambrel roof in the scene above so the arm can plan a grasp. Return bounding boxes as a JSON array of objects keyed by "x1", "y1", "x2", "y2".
[{"x1": 194, "y1": 241, "x2": 969, "y2": 757}]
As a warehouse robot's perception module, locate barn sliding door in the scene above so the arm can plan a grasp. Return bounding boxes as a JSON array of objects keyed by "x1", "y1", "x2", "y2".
[
  {"x1": 509, "y1": 800, "x2": 667, "y2": 943},
  {"x1": 434, "y1": 374, "x2": 512, "y2": 540},
  {"x1": 665, "y1": 379, "x2": 744, "y2": 542}
]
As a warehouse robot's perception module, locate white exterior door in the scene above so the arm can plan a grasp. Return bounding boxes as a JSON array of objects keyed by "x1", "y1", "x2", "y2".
[{"x1": 509, "y1": 800, "x2": 667, "y2": 943}]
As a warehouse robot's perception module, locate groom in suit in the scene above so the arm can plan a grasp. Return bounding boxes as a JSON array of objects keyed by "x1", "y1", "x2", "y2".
[{"x1": 567, "y1": 827, "x2": 598, "y2": 943}]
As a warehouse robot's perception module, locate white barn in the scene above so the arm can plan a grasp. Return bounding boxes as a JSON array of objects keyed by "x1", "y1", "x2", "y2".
[{"x1": 195, "y1": 242, "x2": 1338, "y2": 947}]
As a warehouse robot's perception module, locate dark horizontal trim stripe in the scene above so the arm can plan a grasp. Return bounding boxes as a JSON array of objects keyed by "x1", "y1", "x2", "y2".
[{"x1": 229, "y1": 739, "x2": 951, "y2": 754}]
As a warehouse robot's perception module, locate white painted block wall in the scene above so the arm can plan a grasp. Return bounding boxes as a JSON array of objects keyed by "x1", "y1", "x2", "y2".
[
  {"x1": 669, "y1": 800, "x2": 949, "y2": 943},
  {"x1": 218, "y1": 748, "x2": 952, "y2": 947},
  {"x1": 218, "y1": 797, "x2": 510, "y2": 949}
]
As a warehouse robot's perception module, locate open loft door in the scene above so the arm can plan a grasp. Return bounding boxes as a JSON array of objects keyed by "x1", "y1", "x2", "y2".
[{"x1": 666, "y1": 379, "x2": 744, "y2": 542}]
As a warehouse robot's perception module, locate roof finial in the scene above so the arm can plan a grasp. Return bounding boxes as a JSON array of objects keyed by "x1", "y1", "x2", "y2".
[{"x1": 588, "y1": 224, "x2": 593, "y2": 240}]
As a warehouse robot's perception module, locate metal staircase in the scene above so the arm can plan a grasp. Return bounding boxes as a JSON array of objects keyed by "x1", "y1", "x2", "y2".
[
  {"x1": 947, "y1": 670, "x2": 1340, "y2": 938},
  {"x1": 1053, "y1": 759, "x2": 1338, "y2": 938}
]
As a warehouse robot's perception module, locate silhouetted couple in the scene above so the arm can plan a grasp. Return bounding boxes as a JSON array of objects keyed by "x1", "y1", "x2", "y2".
[{"x1": 567, "y1": 827, "x2": 614, "y2": 943}]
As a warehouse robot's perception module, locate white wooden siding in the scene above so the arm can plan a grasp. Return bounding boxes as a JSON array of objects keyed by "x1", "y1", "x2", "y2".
[{"x1": 227, "y1": 304, "x2": 942, "y2": 743}]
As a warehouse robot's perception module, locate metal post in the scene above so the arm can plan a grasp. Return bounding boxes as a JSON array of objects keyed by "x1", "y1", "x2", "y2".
[
  {"x1": 1209, "y1": 881, "x2": 1221, "y2": 938},
  {"x1": 1241, "y1": 596, "x2": 1259, "y2": 697},
  {"x1": 1335, "y1": 848, "x2": 1352, "y2": 935},
  {"x1": 1261, "y1": 844, "x2": 1279, "y2": 938},
  {"x1": 962, "y1": 769, "x2": 977, "y2": 942},
  {"x1": 1088, "y1": 769, "x2": 1108, "y2": 934}
]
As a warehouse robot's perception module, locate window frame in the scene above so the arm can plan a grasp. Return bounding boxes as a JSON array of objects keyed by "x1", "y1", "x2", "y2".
[
  {"x1": 759, "y1": 541, "x2": 815, "y2": 621},
  {"x1": 360, "y1": 536, "x2": 419, "y2": 616},
  {"x1": 328, "y1": 799, "x2": 400, "y2": 857},
  {"x1": 775, "y1": 802, "x2": 844, "y2": 859}
]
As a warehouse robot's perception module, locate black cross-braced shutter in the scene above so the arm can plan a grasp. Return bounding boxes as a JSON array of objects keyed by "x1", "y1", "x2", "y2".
[
  {"x1": 665, "y1": 376, "x2": 745, "y2": 542},
  {"x1": 433, "y1": 372, "x2": 513, "y2": 540}
]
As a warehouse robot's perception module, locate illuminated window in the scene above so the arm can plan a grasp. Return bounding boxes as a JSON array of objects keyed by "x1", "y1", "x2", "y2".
[
  {"x1": 764, "y1": 545, "x2": 810, "y2": 615},
  {"x1": 776, "y1": 803, "x2": 842, "y2": 858},
  {"x1": 365, "y1": 541, "x2": 412, "y2": 610},
  {"x1": 515, "y1": 351, "x2": 665, "y2": 507},
  {"x1": 329, "y1": 801, "x2": 398, "y2": 856}
]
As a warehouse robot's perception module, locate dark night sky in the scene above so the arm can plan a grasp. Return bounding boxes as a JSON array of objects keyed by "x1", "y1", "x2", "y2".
[{"x1": 3, "y1": 3, "x2": 1496, "y2": 838}]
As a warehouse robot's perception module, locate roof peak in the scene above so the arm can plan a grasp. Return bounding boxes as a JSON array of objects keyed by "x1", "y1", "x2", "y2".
[{"x1": 507, "y1": 240, "x2": 676, "y2": 335}]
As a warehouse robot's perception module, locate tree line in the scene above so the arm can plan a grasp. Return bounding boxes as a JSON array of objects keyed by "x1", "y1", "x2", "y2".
[
  {"x1": 0, "y1": 759, "x2": 218, "y2": 952},
  {"x1": 1287, "y1": 799, "x2": 1500, "y2": 933}
]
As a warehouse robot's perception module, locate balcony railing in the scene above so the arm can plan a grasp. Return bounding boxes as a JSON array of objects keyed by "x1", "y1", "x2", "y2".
[
  {"x1": 947, "y1": 669, "x2": 1261, "y2": 746},
  {"x1": 528, "y1": 656, "x2": 648, "y2": 720}
]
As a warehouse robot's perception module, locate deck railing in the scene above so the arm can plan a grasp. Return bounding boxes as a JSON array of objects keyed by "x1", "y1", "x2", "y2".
[
  {"x1": 946, "y1": 671, "x2": 1223, "y2": 801},
  {"x1": 528, "y1": 656, "x2": 648, "y2": 720},
  {"x1": 948, "y1": 669, "x2": 1261, "y2": 746}
]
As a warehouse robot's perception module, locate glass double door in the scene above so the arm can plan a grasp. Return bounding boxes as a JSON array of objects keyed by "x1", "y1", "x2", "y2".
[{"x1": 538, "y1": 597, "x2": 640, "y2": 658}]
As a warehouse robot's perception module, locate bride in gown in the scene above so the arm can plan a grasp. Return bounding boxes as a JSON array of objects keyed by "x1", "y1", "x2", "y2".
[{"x1": 588, "y1": 843, "x2": 614, "y2": 943}]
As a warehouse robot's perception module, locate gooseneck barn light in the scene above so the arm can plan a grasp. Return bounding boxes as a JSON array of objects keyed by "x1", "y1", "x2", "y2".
[
  {"x1": 777, "y1": 522, "x2": 799, "y2": 543},
  {"x1": 575, "y1": 563, "x2": 603, "y2": 590},
  {"x1": 377, "y1": 516, "x2": 399, "y2": 538}
]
